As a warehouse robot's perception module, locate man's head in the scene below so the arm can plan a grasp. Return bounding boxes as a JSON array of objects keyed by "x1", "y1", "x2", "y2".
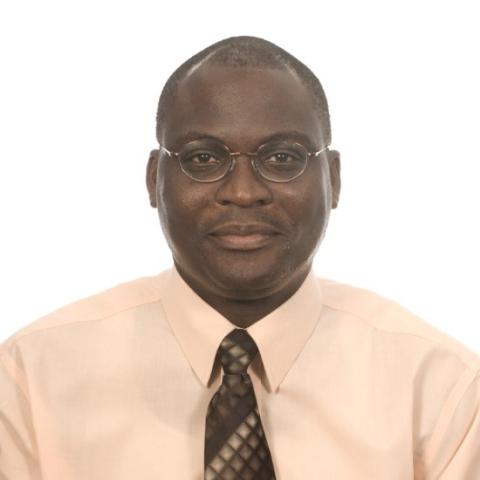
[{"x1": 146, "y1": 36, "x2": 341, "y2": 305}]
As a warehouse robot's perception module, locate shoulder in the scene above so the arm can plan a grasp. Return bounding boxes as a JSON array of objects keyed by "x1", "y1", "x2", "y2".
[
  {"x1": 1, "y1": 269, "x2": 173, "y2": 350},
  {"x1": 317, "y1": 277, "x2": 480, "y2": 371}
]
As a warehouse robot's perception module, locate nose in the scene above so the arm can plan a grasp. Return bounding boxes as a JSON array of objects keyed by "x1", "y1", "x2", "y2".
[{"x1": 214, "y1": 155, "x2": 273, "y2": 208}]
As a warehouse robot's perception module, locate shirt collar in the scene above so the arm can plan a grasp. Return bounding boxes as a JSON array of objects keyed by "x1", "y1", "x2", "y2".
[{"x1": 159, "y1": 266, "x2": 323, "y2": 393}]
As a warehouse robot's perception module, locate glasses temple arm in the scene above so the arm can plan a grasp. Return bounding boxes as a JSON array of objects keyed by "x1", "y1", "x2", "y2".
[{"x1": 159, "y1": 145, "x2": 176, "y2": 157}]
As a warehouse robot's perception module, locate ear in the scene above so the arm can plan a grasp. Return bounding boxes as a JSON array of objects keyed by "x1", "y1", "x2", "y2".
[
  {"x1": 146, "y1": 149, "x2": 159, "y2": 208},
  {"x1": 327, "y1": 149, "x2": 341, "y2": 209}
]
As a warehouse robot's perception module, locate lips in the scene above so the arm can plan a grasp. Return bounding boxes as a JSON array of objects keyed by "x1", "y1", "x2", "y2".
[{"x1": 208, "y1": 223, "x2": 281, "y2": 251}]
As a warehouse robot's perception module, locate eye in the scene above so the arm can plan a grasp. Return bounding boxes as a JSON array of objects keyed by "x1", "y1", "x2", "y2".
[
  {"x1": 264, "y1": 152, "x2": 296, "y2": 164},
  {"x1": 190, "y1": 152, "x2": 220, "y2": 165},
  {"x1": 261, "y1": 150, "x2": 305, "y2": 171},
  {"x1": 180, "y1": 149, "x2": 226, "y2": 174}
]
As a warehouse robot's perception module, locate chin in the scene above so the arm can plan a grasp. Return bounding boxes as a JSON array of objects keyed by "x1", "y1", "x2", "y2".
[{"x1": 204, "y1": 258, "x2": 293, "y2": 300}]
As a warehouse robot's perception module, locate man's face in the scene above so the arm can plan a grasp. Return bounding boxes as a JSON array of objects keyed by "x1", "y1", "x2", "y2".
[{"x1": 147, "y1": 64, "x2": 340, "y2": 300}]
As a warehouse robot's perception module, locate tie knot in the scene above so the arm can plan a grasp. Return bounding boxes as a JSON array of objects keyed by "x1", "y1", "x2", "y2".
[{"x1": 218, "y1": 328, "x2": 259, "y2": 375}]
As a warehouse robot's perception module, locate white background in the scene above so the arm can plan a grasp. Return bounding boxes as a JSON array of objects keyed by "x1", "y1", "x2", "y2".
[{"x1": 1, "y1": 1, "x2": 479, "y2": 352}]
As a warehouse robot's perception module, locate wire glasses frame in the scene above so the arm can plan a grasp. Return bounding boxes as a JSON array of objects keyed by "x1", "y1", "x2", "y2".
[{"x1": 158, "y1": 140, "x2": 330, "y2": 183}]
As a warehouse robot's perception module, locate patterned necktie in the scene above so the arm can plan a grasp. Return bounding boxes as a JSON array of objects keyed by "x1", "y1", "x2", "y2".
[{"x1": 204, "y1": 328, "x2": 276, "y2": 480}]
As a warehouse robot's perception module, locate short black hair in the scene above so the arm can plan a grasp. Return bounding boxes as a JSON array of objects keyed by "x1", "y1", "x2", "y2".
[{"x1": 156, "y1": 36, "x2": 331, "y2": 145}]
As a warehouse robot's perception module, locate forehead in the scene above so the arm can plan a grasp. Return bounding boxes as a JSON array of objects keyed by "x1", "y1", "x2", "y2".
[{"x1": 161, "y1": 65, "x2": 325, "y2": 150}]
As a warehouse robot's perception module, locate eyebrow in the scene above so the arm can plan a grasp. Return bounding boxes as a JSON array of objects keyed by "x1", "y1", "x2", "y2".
[{"x1": 172, "y1": 130, "x2": 318, "y2": 150}]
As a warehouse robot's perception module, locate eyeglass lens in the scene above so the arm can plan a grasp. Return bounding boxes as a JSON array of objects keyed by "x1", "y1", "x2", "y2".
[{"x1": 177, "y1": 139, "x2": 308, "y2": 182}]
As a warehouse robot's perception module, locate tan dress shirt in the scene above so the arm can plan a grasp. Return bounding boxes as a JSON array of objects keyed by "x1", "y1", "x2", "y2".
[{"x1": 1, "y1": 267, "x2": 479, "y2": 479}]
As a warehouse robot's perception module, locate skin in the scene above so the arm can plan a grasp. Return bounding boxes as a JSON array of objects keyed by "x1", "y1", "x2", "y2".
[{"x1": 146, "y1": 64, "x2": 341, "y2": 328}]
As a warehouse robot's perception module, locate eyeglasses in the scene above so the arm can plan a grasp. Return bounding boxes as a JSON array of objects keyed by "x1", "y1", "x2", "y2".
[{"x1": 158, "y1": 138, "x2": 329, "y2": 183}]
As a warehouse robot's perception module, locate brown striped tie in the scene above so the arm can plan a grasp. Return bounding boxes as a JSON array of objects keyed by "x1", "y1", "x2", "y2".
[{"x1": 204, "y1": 328, "x2": 276, "y2": 479}]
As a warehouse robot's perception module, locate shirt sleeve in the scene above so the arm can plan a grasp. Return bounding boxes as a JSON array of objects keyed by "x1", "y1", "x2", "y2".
[
  {"x1": 0, "y1": 347, "x2": 42, "y2": 479},
  {"x1": 418, "y1": 367, "x2": 480, "y2": 479}
]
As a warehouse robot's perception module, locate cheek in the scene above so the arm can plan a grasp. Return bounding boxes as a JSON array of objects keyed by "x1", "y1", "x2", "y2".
[
  {"x1": 279, "y1": 176, "x2": 330, "y2": 230},
  {"x1": 274, "y1": 174, "x2": 331, "y2": 264},
  {"x1": 157, "y1": 168, "x2": 210, "y2": 240}
]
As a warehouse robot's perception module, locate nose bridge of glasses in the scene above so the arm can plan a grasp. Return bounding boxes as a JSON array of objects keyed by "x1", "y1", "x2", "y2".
[
  {"x1": 230, "y1": 151, "x2": 257, "y2": 159},
  {"x1": 229, "y1": 151, "x2": 260, "y2": 176}
]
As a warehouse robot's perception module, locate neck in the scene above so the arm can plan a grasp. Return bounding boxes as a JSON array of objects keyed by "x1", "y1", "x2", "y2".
[{"x1": 174, "y1": 264, "x2": 311, "y2": 328}]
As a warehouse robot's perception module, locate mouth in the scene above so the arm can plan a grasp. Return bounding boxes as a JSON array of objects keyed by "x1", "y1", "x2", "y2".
[
  {"x1": 209, "y1": 233, "x2": 277, "y2": 250},
  {"x1": 208, "y1": 223, "x2": 281, "y2": 251}
]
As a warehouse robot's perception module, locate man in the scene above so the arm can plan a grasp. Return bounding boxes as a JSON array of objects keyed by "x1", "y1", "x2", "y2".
[{"x1": 1, "y1": 36, "x2": 479, "y2": 480}]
